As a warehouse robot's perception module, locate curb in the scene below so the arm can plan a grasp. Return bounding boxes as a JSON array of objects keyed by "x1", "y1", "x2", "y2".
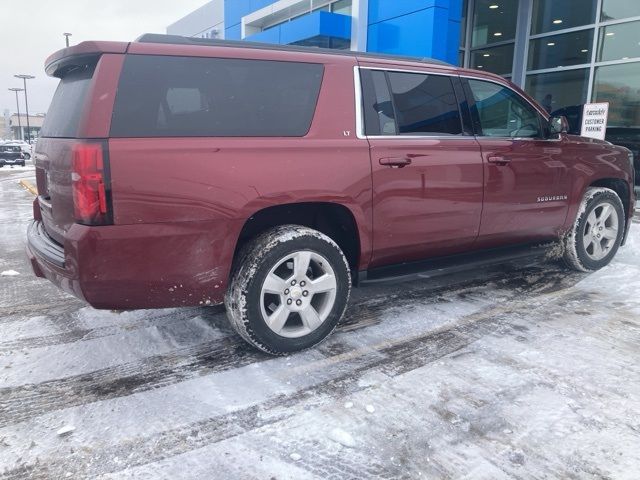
[{"x1": 19, "y1": 180, "x2": 38, "y2": 196}]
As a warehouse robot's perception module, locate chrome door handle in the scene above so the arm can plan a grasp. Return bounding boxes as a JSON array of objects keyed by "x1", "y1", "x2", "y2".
[
  {"x1": 379, "y1": 157, "x2": 412, "y2": 168},
  {"x1": 487, "y1": 155, "x2": 511, "y2": 166}
]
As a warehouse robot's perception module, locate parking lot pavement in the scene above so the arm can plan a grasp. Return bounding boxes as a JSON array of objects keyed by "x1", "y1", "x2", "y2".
[{"x1": 1, "y1": 167, "x2": 639, "y2": 479}]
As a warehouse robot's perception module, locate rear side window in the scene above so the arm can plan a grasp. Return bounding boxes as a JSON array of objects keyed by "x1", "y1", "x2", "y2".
[
  {"x1": 110, "y1": 55, "x2": 324, "y2": 137},
  {"x1": 40, "y1": 63, "x2": 95, "y2": 138},
  {"x1": 360, "y1": 69, "x2": 463, "y2": 136},
  {"x1": 387, "y1": 72, "x2": 462, "y2": 136}
]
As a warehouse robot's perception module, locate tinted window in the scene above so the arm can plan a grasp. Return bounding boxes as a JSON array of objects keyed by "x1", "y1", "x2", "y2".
[
  {"x1": 111, "y1": 55, "x2": 324, "y2": 137},
  {"x1": 468, "y1": 79, "x2": 542, "y2": 138},
  {"x1": 360, "y1": 69, "x2": 396, "y2": 135},
  {"x1": 41, "y1": 63, "x2": 95, "y2": 138},
  {"x1": 387, "y1": 72, "x2": 462, "y2": 136}
]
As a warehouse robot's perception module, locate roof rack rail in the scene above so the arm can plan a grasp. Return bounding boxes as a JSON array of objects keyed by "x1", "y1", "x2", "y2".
[{"x1": 135, "y1": 33, "x2": 451, "y2": 67}]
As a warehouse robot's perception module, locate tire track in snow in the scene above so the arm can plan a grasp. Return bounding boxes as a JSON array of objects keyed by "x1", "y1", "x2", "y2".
[
  {"x1": 0, "y1": 307, "x2": 214, "y2": 353},
  {"x1": 0, "y1": 281, "x2": 577, "y2": 479},
  {"x1": 0, "y1": 266, "x2": 582, "y2": 431}
]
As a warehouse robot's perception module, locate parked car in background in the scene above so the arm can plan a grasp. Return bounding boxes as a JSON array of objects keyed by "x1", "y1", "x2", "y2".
[
  {"x1": 27, "y1": 35, "x2": 636, "y2": 354},
  {"x1": 0, "y1": 144, "x2": 26, "y2": 167},
  {"x1": 606, "y1": 128, "x2": 640, "y2": 186},
  {"x1": 5, "y1": 141, "x2": 33, "y2": 160}
]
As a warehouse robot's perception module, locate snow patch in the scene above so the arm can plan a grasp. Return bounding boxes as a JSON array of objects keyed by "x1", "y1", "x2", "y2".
[
  {"x1": 328, "y1": 427, "x2": 356, "y2": 448},
  {"x1": 1, "y1": 270, "x2": 19, "y2": 276},
  {"x1": 56, "y1": 425, "x2": 75, "y2": 436}
]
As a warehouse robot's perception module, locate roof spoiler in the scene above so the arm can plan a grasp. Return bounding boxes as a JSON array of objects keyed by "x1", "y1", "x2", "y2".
[{"x1": 45, "y1": 41, "x2": 129, "y2": 77}]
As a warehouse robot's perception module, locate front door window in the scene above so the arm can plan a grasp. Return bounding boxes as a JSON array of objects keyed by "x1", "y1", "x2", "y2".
[{"x1": 467, "y1": 79, "x2": 542, "y2": 138}]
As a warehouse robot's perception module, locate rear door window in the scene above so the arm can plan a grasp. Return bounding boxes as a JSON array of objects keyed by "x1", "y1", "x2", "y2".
[
  {"x1": 360, "y1": 69, "x2": 463, "y2": 136},
  {"x1": 110, "y1": 55, "x2": 324, "y2": 137},
  {"x1": 387, "y1": 72, "x2": 463, "y2": 136}
]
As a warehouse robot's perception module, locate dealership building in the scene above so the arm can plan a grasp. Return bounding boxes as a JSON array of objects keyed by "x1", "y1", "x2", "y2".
[{"x1": 168, "y1": 0, "x2": 640, "y2": 134}]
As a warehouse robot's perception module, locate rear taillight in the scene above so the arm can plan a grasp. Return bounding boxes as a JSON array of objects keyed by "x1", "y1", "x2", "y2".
[{"x1": 71, "y1": 141, "x2": 111, "y2": 225}]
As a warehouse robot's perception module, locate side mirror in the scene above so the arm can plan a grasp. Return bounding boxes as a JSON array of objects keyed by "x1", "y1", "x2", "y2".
[{"x1": 549, "y1": 115, "x2": 569, "y2": 135}]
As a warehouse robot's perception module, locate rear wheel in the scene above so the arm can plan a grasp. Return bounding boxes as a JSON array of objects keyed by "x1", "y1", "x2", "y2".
[
  {"x1": 563, "y1": 187, "x2": 625, "y2": 272},
  {"x1": 225, "y1": 225, "x2": 351, "y2": 354}
]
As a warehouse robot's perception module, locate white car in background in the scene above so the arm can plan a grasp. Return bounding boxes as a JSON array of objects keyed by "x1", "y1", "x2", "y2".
[{"x1": 4, "y1": 141, "x2": 33, "y2": 160}]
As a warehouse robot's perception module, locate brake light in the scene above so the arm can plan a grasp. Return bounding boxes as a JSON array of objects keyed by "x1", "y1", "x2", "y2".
[{"x1": 71, "y1": 142, "x2": 110, "y2": 225}]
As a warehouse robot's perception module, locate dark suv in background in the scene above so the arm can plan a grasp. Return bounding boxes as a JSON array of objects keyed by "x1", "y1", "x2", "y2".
[
  {"x1": 551, "y1": 105, "x2": 639, "y2": 187},
  {"x1": 27, "y1": 35, "x2": 635, "y2": 354},
  {"x1": 0, "y1": 144, "x2": 26, "y2": 167}
]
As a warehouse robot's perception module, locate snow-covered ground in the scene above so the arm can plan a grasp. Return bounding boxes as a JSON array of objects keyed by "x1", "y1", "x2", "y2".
[{"x1": 1, "y1": 168, "x2": 639, "y2": 479}]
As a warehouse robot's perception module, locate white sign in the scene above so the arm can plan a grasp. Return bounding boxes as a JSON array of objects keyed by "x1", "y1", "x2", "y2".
[{"x1": 581, "y1": 102, "x2": 609, "y2": 140}]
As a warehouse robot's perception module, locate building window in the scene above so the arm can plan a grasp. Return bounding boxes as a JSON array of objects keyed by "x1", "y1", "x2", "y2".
[
  {"x1": 528, "y1": 30, "x2": 594, "y2": 70},
  {"x1": 525, "y1": 69, "x2": 589, "y2": 131},
  {"x1": 471, "y1": 0, "x2": 518, "y2": 47},
  {"x1": 593, "y1": 62, "x2": 640, "y2": 127},
  {"x1": 331, "y1": 0, "x2": 351, "y2": 16},
  {"x1": 600, "y1": 0, "x2": 640, "y2": 22},
  {"x1": 470, "y1": 43, "x2": 515, "y2": 75},
  {"x1": 531, "y1": 0, "x2": 597, "y2": 35},
  {"x1": 597, "y1": 20, "x2": 640, "y2": 62}
]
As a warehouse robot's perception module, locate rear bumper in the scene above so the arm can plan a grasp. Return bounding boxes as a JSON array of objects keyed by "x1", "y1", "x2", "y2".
[{"x1": 27, "y1": 219, "x2": 234, "y2": 309}]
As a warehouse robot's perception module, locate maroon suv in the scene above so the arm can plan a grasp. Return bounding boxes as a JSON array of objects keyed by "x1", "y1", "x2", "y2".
[{"x1": 27, "y1": 34, "x2": 635, "y2": 354}]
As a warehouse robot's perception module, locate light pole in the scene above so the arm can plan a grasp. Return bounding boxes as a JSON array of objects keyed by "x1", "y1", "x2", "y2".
[
  {"x1": 8, "y1": 88, "x2": 24, "y2": 141},
  {"x1": 14, "y1": 75, "x2": 35, "y2": 144},
  {"x1": 63, "y1": 32, "x2": 72, "y2": 47}
]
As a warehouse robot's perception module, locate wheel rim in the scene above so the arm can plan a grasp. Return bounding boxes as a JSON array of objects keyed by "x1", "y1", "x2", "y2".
[
  {"x1": 582, "y1": 202, "x2": 619, "y2": 261},
  {"x1": 260, "y1": 250, "x2": 337, "y2": 338}
]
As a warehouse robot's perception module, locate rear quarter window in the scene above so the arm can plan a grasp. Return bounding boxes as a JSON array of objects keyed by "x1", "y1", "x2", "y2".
[
  {"x1": 110, "y1": 55, "x2": 325, "y2": 137},
  {"x1": 40, "y1": 64, "x2": 95, "y2": 138}
]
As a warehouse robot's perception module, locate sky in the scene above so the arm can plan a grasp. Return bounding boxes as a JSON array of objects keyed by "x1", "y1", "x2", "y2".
[{"x1": 0, "y1": 0, "x2": 209, "y2": 115}]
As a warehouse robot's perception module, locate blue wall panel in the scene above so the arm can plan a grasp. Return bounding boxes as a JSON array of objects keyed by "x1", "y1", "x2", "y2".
[
  {"x1": 222, "y1": 0, "x2": 462, "y2": 64},
  {"x1": 225, "y1": 22, "x2": 241, "y2": 40},
  {"x1": 245, "y1": 25, "x2": 282, "y2": 43},
  {"x1": 367, "y1": 0, "x2": 462, "y2": 64},
  {"x1": 368, "y1": 0, "x2": 452, "y2": 24},
  {"x1": 281, "y1": 11, "x2": 351, "y2": 44}
]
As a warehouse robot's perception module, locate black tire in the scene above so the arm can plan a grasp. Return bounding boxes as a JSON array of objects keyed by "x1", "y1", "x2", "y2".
[
  {"x1": 563, "y1": 187, "x2": 625, "y2": 272},
  {"x1": 225, "y1": 225, "x2": 351, "y2": 355}
]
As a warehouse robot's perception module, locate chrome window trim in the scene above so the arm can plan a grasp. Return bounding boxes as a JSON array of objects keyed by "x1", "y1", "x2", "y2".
[
  {"x1": 352, "y1": 65, "x2": 366, "y2": 139},
  {"x1": 363, "y1": 135, "x2": 480, "y2": 140}
]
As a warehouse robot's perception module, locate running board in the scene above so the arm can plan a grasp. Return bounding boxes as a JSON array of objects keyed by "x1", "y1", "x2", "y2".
[{"x1": 358, "y1": 243, "x2": 553, "y2": 287}]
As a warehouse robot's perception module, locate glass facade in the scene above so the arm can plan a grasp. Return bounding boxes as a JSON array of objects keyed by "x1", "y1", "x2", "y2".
[
  {"x1": 593, "y1": 63, "x2": 640, "y2": 127},
  {"x1": 531, "y1": 0, "x2": 597, "y2": 34},
  {"x1": 470, "y1": 43, "x2": 514, "y2": 74},
  {"x1": 459, "y1": 0, "x2": 640, "y2": 136}
]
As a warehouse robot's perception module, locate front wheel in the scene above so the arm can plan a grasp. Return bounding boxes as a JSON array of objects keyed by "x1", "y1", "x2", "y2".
[
  {"x1": 563, "y1": 187, "x2": 625, "y2": 272},
  {"x1": 225, "y1": 225, "x2": 351, "y2": 355}
]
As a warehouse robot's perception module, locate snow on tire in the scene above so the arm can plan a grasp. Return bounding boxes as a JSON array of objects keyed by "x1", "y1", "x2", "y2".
[
  {"x1": 224, "y1": 225, "x2": 351, "y2": 355},
  {"x1": 563, "y1": 187, "x2": 625, "y2": 272}
]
